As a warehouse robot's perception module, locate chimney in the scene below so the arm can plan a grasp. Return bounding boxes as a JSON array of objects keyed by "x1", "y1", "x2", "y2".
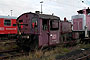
[
  {"x1": 64, "y1": 17, "x2": 67, "y2": 21},
  {"x1": 88, "y1": 7, "x2": 89, "y2": 9},
  {"x1": 35, "y1": 11, "x2": 40, "y2": 14},
  {"x1": 52, "y1": 13, "x2": 54, "y2": 16}
]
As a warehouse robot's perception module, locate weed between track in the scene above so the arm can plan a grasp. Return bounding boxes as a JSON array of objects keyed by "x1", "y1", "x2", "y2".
[
  {"x1": 7, "y1": 44, "x2": 90, "y2": 60},
  {"x1": 0, "y1": 40, "x2": 17, "y2": 51}
]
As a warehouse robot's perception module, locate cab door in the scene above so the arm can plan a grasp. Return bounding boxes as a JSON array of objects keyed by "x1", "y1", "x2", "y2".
[
  {"x1": 41, "y1": 19, "x2": 49, "y2": 46},
  {"x1": 49, "y1": 20, "x2": 60, "y2": 45}
]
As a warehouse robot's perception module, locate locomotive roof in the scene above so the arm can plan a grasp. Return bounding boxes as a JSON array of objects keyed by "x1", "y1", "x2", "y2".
[
  {"x1": 0, "y1": 15, "x2": 17, "y2": 19},
  {"x1": 17, "y1": 12, "x2": 60, "y2": 20},
  {"x1": 38, "y1": 14, "x2": 60, "y2": 20}
]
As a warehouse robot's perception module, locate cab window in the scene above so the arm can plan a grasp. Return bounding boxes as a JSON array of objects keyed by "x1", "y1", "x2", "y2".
[
  {"x1": 32, "y1": 18, "x2": 38, "y2": 28},
  {"x1": 42, "y1": 19, "x2": 48, "y2": 30},
  {"x1": 4, "y1": 19, "x2": 11, "y2": 26},
  {"x1": 50, "y1": 20, "x2": 59, "y2": 30},
  {"x1": 19, "y1": 20, "x2": 23, "y2": 22}
]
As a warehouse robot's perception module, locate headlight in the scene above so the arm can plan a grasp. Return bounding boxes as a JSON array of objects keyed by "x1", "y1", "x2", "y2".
[
  {"x1": 50, "y1": 34, "x2": 52, "y2": 36},
  {"x1": 27, "y1": 36, "x2": 29, "y2": 39}
]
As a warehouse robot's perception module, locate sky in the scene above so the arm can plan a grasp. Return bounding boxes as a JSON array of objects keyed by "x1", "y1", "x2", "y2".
[{"x1": 0, "y1": 0, "x2": 90, "y2": 20}]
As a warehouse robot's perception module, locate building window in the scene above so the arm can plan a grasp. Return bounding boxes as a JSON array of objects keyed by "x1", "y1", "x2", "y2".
[{"x1": 4, "y1": 19, "x2": 11, "y2": 26}]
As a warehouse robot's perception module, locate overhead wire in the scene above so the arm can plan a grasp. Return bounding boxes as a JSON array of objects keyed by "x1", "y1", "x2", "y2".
[{"x1": 53, "y1": 0, "x2": 84, "y2": 8}]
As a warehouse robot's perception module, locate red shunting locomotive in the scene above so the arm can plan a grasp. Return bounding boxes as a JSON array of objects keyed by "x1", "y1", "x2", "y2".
[{"x1": 16, "y1": 11, "x2": 75, "y2": 50}]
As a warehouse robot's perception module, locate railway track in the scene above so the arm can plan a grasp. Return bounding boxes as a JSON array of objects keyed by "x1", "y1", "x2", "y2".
[
  {"x1": 0, "y1": 39, "x2": 16, "y2": 43},
  {"x1": 76, "y1": 54, "x2": 90, "y2": 60},
  {"x1": 0, "y1": 49, "x2": 26, "y2": 60},
  {"x1": 0, "y1": 45, "x2": 89, "y2": 60},
  {"x1": 0, "y1": 39, "x2": 90, "y2": 60},
  {"x1": 0, "y1": 39, "x2": 17, "y2": 52},
  {"x1": 0, "y1": 39, "x2": 25, "y2": 60},
  {"x1": 0, "y1": 39, "x2": 16, "y2": 46},
  {"x1": 56, "y1": 48, "x2": 90, "y2": 60}
]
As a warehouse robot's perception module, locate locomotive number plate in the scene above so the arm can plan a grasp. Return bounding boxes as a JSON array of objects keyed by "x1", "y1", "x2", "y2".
[{"x1": 52, "y1": 34, "x2": 56, "y2": 39}]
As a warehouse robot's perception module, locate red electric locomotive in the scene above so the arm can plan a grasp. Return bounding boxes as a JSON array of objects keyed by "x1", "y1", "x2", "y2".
[{"x1": 0, "y1": 16, "x2": 17, "y2": 39}]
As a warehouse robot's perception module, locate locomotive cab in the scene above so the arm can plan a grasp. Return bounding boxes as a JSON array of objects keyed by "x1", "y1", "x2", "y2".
[
  {"x1": 38, "y1": 14, "x2": 60, "y2": 48},
  {"x1": 17, "y1": 12, "x2": 60, "y2": 50},
  {"x1": 40, "y1": 17, "x2": 60, "y2": 47}
]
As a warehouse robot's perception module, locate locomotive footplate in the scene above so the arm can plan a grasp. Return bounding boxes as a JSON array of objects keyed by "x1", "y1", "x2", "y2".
[
  {"x1": 84, "y1": 38, "x2": 90, "y2": 41},
  {"x1": 81, "y1": 38, "x2": 90, "y2": 44},
  {"x1": 21, "y1": 35, "x2": 29, "y2": 39}
]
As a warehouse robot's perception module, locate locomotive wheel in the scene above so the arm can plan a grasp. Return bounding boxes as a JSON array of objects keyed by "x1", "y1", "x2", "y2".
[
  {"x1": 29, "y1": 35, "x2": 38, "y2": 51},
  {"x1": 17, "y1": 34, "x2": 39, "y2": 51}
]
